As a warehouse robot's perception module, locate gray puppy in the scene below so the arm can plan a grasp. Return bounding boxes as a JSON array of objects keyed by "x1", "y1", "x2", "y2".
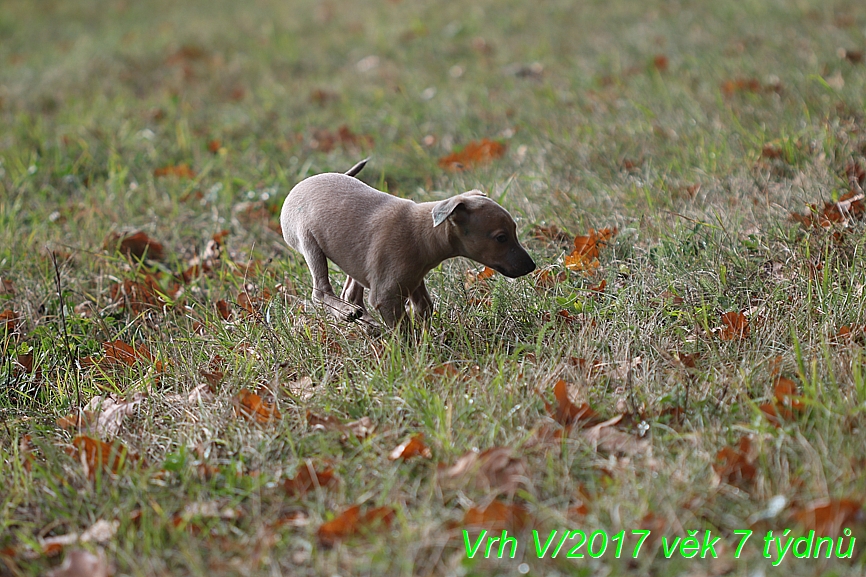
[{"x1": 280, "y1": 160, "x2": 535, "y2": 328}]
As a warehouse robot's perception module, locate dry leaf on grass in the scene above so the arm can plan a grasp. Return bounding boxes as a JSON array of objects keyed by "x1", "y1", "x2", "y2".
[
  {"x1": 564, "y1": 228, "x2": 616, "y2": 272},
  {"x1": 104, "y1": 231, "x2": 165, "y2": 261},
  {"x1": 80, "y1": 340, "x2": 164, "y2": 372},
  {"x1": 389, "y1": 434, "x2": 432, "y2": 461},
  {"x1": 65, "y1": 435, "x2": 134, "y2": 479},
  {"x1": 718, "y1": 311, "x2": 750, "y2": 340},
  {"x1": 56, "y1": 393, "x2": 145, "y2": 437},
  {"x1": 582, "y1": 415, "x2": 651, "y2": 457},
  {"x1": 438, "y1": 447, "x2": 526, "y2": 494},
  {"x1": 317, "y1": 505, "x2": 396, "y2": 547},
  {"x1": 463, "y1": 501, "x2": 530, "y2": 531},
  {"x1": 154, "y1": 163, "x2": 195, "y2": 179},
  {"x1": 464, "y1": 266, "x2": 496, "y2": 289},
  {"x1": 45, "y1": 548, "x2": 111, "y2": 577},
  {"x1": 307, "y1": 411, "x2": 375, "y2": 441},
  {"x1": 543, "y1": 379, "x2": 601, "y2": 429},
  {"x1": 789, "y1": 498, "x2": 865, "y2": 537},
  {"x1": 438, "y1": 138, "x2": 506, "y2": 171},
  {"x1": 283, "y1": 376, "x2": 316, "y2": 401},
  {"x1": 233, "y1": 389, "x2": 281, "y2": 424},
  {"x1": 284, "y1": 463, "x2": 338, "y2": 497},
  {"x1": 713, "y1": 437, "x2": 756, "y2": 489}
]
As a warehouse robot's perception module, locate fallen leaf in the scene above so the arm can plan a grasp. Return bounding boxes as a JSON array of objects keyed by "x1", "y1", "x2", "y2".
[
  {"x1": 80, "y1": 520, "x2": 119, "y2": 544},
  {"x1": 533, "y1": 267, "x2": 569, "y2": 288},
  {"x1": 104, "y1": 231, "x2": 165, "y2": 261},
  {"x1": 0, "y1": 277, "x2": 13, "y2": 295},
  {"x1": 718, "y1": 311, "x2": 749, "y2": 340},
  {"x1": 345, "y1": 416, "x2": 376, "y2": 440},
  {"x1": 544, "y1": 379, "x2": 601, "y2": 429},
  {"x1": 0, "y1": 309, "x2": 21, "y2": 335},
  {"x1": 284, "y1": 463, "x2": 338, "y2": 497},
  {"x1": 713, "y1": 437, "x2": 756, "y2": 489},
  {"x1": 582, "y1": 414, "x2": 651, "y2": 457},
  {"x1": 652, "y1": 54, "x2": 669, "y2": 72},
  {"x1": 154, "y1": 163, "x2": 195, "y2": 179},
  {"x1": 45, "y1": 548, "x2": 110, "y2": 577},
  {"x1": 216, "y1": 299, "x2": 231, "y2": 320},
  {"x1": 438, "y1": 447, "x2": 525, "y2": 494},
  {"x1": 66, "y1": 435, "x2": 133, "y2": 479},
  {"x1": 463, "y1": 501, "x2": 530, "y2": 531},
  {"x1": 438, "y1": 138, "x2": 506, "y2": 171},
  {"x1": 108, "y1": 277, "x2": 167, "y2": 314},
  {"x1": 56, "y1": 394, "x2": 145, "y2": 437},
  {"x1": 531, "y1": 224, "x2": 571, "y2": 243},
  {"x1": 233, "y1": 389, "x2": 281, "y2": 424},
  {"x1": 773, "y1": 376, "x2": 806, "y2": 418},
  {"x1": 721, "y1": 77, "x2": 782, "y2": 96},
  {"x1": 317, "y1": 505, "x2": 396, "y2": 546},
  {"x1": 790, "y1": 498, "x2": 864, "y2": 537},
  {"x1": 207, "y1": 139, "x2": 221, "y2": 154},
  {"x1": 389, "y1": 434, "x2": 432, "y2": 461},
  {"x1": 564, "y1": 228, "x2": 616, "y2": 272},
  {"x1": 283, "y1": 376, "x2": 316, "y2": 401},
  {"x1": 464, "y1": 266, "x2": 496, "y2": 289},
  {"x1": 307, "y1": 411, "x2": 376, "y2": 441}
]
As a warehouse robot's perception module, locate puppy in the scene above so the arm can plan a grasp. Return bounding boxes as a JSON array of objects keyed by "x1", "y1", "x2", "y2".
[{"x1": 280, "y1": 160, "x2": 535, "y2": 328}]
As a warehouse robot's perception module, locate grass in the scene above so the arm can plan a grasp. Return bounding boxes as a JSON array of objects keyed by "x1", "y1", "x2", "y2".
[{"x1": 2, "y1": 0, "x2": 866, "y2": 575}]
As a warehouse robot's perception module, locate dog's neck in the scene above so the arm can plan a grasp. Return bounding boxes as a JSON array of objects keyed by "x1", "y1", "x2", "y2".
[{"x1": 414, "y1": 201, "x2": 461, "y2": 270}]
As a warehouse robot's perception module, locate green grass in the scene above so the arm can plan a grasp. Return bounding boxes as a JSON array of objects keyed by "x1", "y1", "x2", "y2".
[{"x1": 2, "y1": 0, "x2": 866, "y2": 575}]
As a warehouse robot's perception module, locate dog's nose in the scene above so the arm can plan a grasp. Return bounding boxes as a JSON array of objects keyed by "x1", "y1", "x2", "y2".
[{"x1": 502, "y1": 247, "x2": 536, "y2": 278}]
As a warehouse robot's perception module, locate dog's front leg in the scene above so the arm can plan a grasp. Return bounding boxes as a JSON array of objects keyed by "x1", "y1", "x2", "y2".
[
  {"x1": 409, "y1": 281, "x2": 434, "y2": 320},
  {"x1": 370, "y1": 286, "x2": 408, "y2": 329}
]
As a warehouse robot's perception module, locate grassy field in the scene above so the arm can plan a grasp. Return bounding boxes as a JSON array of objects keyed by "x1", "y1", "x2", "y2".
[{"x1": 2, "y1": 0, "x2": 866, "y2": 575}]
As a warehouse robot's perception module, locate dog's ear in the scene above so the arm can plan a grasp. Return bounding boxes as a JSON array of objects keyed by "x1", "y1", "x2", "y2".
[{"x1": 431, "y1": 191, "x2": 486, "y2": 227}]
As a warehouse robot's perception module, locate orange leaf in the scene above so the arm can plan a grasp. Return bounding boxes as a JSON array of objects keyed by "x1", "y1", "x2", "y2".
[
  {"x1": 284, "y1": 463, "x2": 338, "y2": 497},
  {"x1": 233, "y1": 389, "x2": 281, "y2": 424},
  {"x1": 564, "y1": 228, "x2": 616, "y2": 272},
  {"x1": 463, "y1": 501, "x2": 530, "y2": 531},
  {"x1": 154, "y1": 163, "x2": 195, "y2": 179},
  {"x1": 718, "y1": 311, "x2": 749, "y2": 340},
  {"x1": 389, "y1": 434, "x2": 432, "y2": 460},
  {"x1": 544, "y1": 379, "x2": 600, "y2": 429},
  {"x1": 438, "y1": 139, "x2": 506, "y2": 171},
  {"x1": 790, "y1": 498, "x2": 864, "y2": 537},
  {"x1": 207, "y1": 140, "x2": 221, "y2": 154},
  {"x1": 465, "y1": 266, "x2": 496, "y2": 288},
  {"x1": 773, "y1": 376, "x2": 806, "y2": 418},
  {"x1": 66, "y1": 435, "x2": 133, "y2": 478},
  {"x1": 713, "y1": 437, "x2": 756, "y2": 489},
  {"x1": 317, "y1": 505, "x2": 396, "y2": 546}
]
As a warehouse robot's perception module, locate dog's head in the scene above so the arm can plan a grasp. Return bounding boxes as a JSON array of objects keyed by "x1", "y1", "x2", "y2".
[{"x1": 432, "y1": 190, "x2": 536, "y2": 278}]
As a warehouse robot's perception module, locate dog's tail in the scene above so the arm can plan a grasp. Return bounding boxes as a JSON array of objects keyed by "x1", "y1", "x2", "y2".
[{"x1": 344, "y1": 158, "x2": 368, "y2": 178}]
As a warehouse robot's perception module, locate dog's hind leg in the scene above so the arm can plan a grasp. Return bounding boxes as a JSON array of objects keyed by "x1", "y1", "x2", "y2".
[{"x1": 300, "y1": 239, "x2": 362, "y2": 321}]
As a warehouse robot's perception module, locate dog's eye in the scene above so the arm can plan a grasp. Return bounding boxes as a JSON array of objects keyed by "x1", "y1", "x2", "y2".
[{"x1": 495, "y1": 233, "x2": 508, "y2": 243}]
